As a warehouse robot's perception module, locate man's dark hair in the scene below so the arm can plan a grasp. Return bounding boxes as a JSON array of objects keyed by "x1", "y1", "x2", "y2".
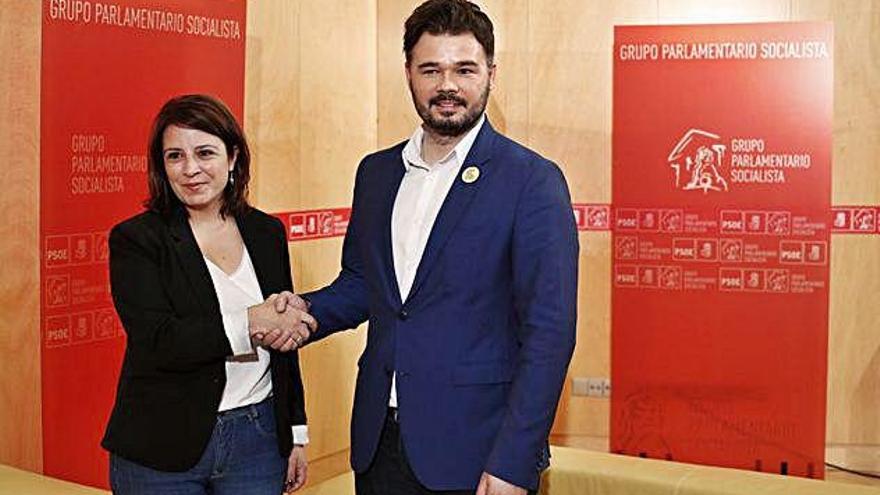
[
  {"x1": 404, "y1": 0, "x2": 494, "y2": 65},
  {"x1": 145, "y1": 94, "x2": 251, "y2": 219}
]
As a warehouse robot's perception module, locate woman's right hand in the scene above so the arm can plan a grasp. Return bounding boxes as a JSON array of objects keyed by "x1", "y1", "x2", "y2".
[{"x1": 247, "y1": 295, "x2": 315, "y2": 352}]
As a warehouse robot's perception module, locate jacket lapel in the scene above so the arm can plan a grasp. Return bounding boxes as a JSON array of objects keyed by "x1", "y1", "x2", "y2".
[
  {"x1": 404, "y1": 122, "x2": 498, "y2": 304},
  {"x1": 168, "y1": 208, "x2": 222, "y2": 315},
  {"x1": 237, "y1": 209, "x2": 275, "y2": 298},
  {"x1": 368, "y1": 156, "x2": 406, "y2": 309}
]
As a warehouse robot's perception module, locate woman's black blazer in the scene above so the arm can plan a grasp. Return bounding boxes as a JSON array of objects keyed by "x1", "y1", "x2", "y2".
[{"x1": 101, "y1": 206, "x2": 306, "y2": 471}]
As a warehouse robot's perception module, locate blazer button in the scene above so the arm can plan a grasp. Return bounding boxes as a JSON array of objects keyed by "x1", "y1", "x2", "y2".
[{"x1": 398, "y1": 309, "x2": 409, "y2": 320}]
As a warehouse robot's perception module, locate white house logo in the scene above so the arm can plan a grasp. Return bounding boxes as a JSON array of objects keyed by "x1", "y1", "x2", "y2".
[{"x1": 667, "y1": 129, "x2": 728, "y2": 194}]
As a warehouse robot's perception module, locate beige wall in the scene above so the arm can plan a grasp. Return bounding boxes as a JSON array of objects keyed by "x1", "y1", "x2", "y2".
[
  {"x1": 1, "y1": 0, "x2": 877, "y2": 481},
  {"x1": 0, "y1": 0, "x2": 43, "y2": 473},
  {"x1": 245, "y1": 0, "x2": 377, "y2": 482}
]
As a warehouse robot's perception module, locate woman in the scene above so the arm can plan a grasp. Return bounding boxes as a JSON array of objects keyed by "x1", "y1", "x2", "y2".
[{"x1": 102, "y1": 94, "x2": 312, "y2": 494}]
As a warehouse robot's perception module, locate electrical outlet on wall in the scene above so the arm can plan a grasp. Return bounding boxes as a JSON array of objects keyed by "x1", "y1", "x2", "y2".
[{"x1": 571, "y1": 377, "x2": 610, "y2": 398}]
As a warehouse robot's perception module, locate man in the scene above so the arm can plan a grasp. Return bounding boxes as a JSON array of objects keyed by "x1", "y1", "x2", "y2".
[{"x1": 281, "y1": 1, "x2": 578, "y2": 493}]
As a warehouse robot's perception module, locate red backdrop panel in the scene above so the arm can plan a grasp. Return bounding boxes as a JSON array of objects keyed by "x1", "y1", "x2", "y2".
[
  {"x1": 40, "y1": 0, "x2": 246, "y2": 487},
  {"x1": 611, "y1": 23, "x2": 832, "y2": 478}
]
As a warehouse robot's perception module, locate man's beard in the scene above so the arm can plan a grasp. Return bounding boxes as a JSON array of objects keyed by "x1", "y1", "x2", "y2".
[{"x1": 411, "y1": 83, "x2": 490, "y2": 137}]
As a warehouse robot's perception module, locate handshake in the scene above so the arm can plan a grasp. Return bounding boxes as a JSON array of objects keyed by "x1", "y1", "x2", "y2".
[{"x1": 247, "y1": 291, "x2": 317, "y2": 353}]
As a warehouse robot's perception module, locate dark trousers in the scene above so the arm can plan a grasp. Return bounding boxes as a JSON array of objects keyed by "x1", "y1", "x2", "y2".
[{"x1": 355, "y1": 409, "x2": 538, "y2": 495}]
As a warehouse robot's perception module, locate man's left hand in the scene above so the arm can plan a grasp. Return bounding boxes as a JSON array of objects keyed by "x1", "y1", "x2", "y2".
[{"x1": 476, "y1": 472, "x2": 527, "y2": 495}]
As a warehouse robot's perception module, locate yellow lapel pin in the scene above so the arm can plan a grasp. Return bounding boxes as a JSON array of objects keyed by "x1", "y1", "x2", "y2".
[{"x1": 461, "y1": 166, "x2": 480, "y2": 184}]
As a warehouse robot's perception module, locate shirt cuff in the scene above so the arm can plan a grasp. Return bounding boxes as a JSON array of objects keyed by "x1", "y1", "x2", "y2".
[
  {"x1": 222, "y1": 307, "x2": 253, "y2": 356},
  {"x1": 292, "y1": 424, "x2": 309, "y2": 446}
]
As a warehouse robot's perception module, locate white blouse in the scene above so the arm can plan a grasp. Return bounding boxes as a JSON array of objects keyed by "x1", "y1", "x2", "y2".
[{"x1": 205, "y1": 247, "x2": 308, "y2": 445}]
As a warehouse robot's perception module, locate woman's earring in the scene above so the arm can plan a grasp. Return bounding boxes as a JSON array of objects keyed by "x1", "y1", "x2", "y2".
[{"x1": 229, "y1": 169, "x2": 235, "y2": 186}]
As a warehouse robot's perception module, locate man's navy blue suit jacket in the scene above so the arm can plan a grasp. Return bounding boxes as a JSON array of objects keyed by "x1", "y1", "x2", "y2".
[{"x1": 304, "y1": 121, "x2": 578, "y2": 491}]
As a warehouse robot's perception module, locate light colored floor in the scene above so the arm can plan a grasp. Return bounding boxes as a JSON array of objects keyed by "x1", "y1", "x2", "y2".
[{"x1": 549, "y1": 434, "x2": 880, "y2": 489}]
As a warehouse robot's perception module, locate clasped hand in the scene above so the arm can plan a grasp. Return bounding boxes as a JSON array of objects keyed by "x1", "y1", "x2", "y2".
[{"x1": 248, "y1": 292, "x2": 317, "y2": 352}]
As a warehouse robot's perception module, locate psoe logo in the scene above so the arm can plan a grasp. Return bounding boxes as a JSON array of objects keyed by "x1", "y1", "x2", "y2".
[{"x1": 667, "y1": 129, "x2": 728, "y2": 194}]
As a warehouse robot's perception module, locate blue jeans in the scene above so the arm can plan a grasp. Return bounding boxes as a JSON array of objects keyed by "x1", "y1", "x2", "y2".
[{"x1": 110, "y1": 397, "x2": 287, "y2": 495}]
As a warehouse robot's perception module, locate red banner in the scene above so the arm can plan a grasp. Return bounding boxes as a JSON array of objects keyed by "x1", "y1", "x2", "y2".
[
  {"x1": 611, "y1": 23, "x2": 833, "y2": 478},
  {"x1": 830, "y1": 206, "x2": 879, "y2": 234},
  {"x1": 41, "y1": 0, "x2": 245, "y2": 487},
  {"x1": 572, "y1": 203, "x2": 612, "y2": 231},
  {"x1": 274, "y1": 208, "x2": 353, "y2": 242},
  {"x1": 274, "y1": 203, "x2": 880, "y2": 236}
]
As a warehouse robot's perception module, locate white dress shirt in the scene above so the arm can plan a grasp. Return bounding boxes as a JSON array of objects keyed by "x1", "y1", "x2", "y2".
[
  {"x1": 388, "y1": 114, "x2": 486, "y2": 408},
  {"x1": 205, "y1": 247, "x2": 309, "y2": 445}
]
